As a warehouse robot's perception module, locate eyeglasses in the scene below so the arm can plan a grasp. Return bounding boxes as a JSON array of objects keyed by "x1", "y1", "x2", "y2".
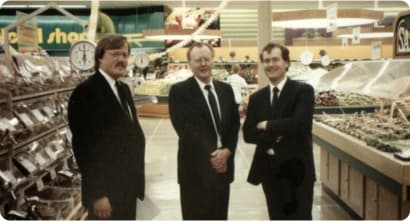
[
  {"x1": 106, "y1": 51, "x2": 130, "y2": 59},
  {"x1": 192, "y1": 58, "x2": 212, "y2": 65}
]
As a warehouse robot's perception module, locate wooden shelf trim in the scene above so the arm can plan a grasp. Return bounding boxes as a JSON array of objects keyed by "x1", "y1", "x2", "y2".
[{"x1": 313, "y1": 121, "x2": 410, "y2": 200}]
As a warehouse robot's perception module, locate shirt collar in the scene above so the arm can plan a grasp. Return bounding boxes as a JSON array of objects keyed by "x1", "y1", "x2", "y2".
[
  {"x1": 99, "y1": 69, "x2": 117, "y2": 87},
  {"x1": 269, "y1": 77, "x2": 287, "y2": 92},
  {"x1": 194, "y1": 76, "x2": 215, "y2": 91}
]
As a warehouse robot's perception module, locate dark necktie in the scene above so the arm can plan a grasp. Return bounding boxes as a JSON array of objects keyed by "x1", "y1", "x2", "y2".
[
  {"x1": 271, "y1": 87, "x2": 279, "y2": 119},
  {"x1": 115, "y1": 81, "x2": 131, "y2": 120},
  {"x1": 204, "y1": 84, "x2": 222, "y2": 136}
]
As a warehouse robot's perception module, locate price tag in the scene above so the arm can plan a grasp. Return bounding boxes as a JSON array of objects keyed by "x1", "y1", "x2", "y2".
[
  {"x1": 0, "y1": 170, "x2": 11, "y2": 184},
  {"x1": 16, "y1": 154, "x2": 38, "y2": 172},
  {"x1": 17, "y1": 113, "x2": 34, "y2": 128},
  {"x1": 9, "y1": 117, "x2": 19, "y2": 126},
  {"x1": 42, "y1": 106, "x2": 54, "y2": 118},
  {"x1": 66, "y1": 129, "x2": 72, "y2": 144},
  {"x1": 34, "y1": 153, "x2": 48, "y2": 167},
  {"x1": 0, "y1": 118, "x2": 10, "y2": 131},
  {"x1": 49, "y1": 168, "x2": 57, "y2": 180},
  {"x1": 55, "y1": 142, "x2": 65, "y2": 153},
  {"x1": 58, "y1": 170, "x2": 73, "y2": 178},
  {"x1": 1, "y1": 118, "x2": 16, "y2": 131},
  {"x1": 31, "y1": 109, "x2": 46, "y2": 123},
  {"x1": 45, "y1": 147, "x2": 57, "y2": 160},
  {"x1": 35, "y1": 179, "x2": 44, "y2": 191}
]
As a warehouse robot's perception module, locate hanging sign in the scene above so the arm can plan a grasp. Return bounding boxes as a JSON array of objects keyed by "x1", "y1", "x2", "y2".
[
  {"x1": 393, "y1": 10, "x2": 410, "y2": 58},
  {"x1": 352, "y1": 27, "x2": 361, "y2": 44},
  {"x1": 326, "y1": 3, "x2": 338, "y2": 32},
  {"x1": 341, "y1": 38, "x2": 348, "y2": 47}
]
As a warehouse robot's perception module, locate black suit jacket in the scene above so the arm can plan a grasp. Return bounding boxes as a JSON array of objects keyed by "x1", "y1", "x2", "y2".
[
  {"x1": 243, "y1": 78, "x2": 316, "y2": 186},
  {"x1": 68, "y1": 72, "x2": 145, "y2": 208},
  {"x1": 169, "y1": 77, "x2": 240, "y2": 187}
]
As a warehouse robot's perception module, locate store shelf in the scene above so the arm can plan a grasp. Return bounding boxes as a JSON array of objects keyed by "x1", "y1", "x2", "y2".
[
  {"x1": 0, "y1": 87, "x2": 75, "y2": 104},
  {"x1": 0, "y1": 123, "x2": 68, "y2": 156},
  {"x1": 314, "y1": 105, "x2": 390, "y2": 114},
  {"x1": 11, "y1": 152, "x2": 72, "y2": 196}
]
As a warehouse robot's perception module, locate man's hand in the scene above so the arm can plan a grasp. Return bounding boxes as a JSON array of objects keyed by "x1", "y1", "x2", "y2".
[
  {"x1": 93, "y1": 196, "x2": 112, "y2": 219},
  {"x1": 257, "y1": 121, "x2": 268, "y2": 130},
  {"x1": 210, "y1": 148, "x2": 231, "y2": 173}
]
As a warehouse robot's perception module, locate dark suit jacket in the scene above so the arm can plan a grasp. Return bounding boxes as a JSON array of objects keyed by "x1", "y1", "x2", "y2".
[
  {"x1": 169, "y1": 77, "x2": 240, "y2": 187},
  {"x1": 243, "y1": 78, "x2": 316, "y2": 186},
  {"x1": 68, "y1": 72, "x2": 145, "y2": 208}
]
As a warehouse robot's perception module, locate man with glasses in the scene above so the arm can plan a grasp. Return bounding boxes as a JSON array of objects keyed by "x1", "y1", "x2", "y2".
[
  {"x1": 243, "y1": 42, "x2": 315, "y2": 219},
  {"x1": 68, "y1": 34, "x2": 145, "y2": 220},
  {"x1": 169, "y1": 42, "x2": 240, "y2": 219}
]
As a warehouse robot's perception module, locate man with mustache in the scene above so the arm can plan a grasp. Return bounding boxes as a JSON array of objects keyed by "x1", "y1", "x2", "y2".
[
  {"x1": 68, "y1": 35, "x2": 145, "y2": 220},
  {"x1": 243, "y1": 42, "x2": 315, "y2": 219}
]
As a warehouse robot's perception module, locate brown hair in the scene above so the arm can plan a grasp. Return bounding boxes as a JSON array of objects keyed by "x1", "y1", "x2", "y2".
[
  {"x1": 259, "y1": 42, "x2": 290, "y2": 70},
  {"x1": 186, "y1": 42, "x2": 214, "y2": 61},
  {"x1": 231, "y1": 64, "x2": 240, "y2": 74},
  {"x1": 94, "y1": 34, "x2": 130, "y2": 69}
]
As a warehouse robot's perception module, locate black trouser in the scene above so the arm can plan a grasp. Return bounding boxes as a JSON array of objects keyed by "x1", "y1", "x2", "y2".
[
  {"x1": 262, "y1": 175, "x2": 314, "y2": 220},
  {"x1": 87, "y1": 195, "x2": 137, "y2": 220},
  {"x1": 180, "y1": 184, "x2": 230, "y2": 220}
]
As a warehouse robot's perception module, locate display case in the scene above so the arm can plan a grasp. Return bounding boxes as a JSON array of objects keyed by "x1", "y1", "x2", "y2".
[
  {"x1": 313, "y1": 59, "x2": 410, "y2": 114},
  {"x1": 0, "y1": 54, "x2": 86, "y2": 220},
  {"x1": 313, "y1": 59, "x2": 410, "y2": 219}
]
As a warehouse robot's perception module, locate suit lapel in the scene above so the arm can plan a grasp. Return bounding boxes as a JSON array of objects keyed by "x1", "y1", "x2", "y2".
[
  {"x1": 258, "y1": 86, "x2": 273, "y2": 119},
  {"x1": 276, "y1": 78, "x2": 295, "y2": 116},
  {"x1": 188, "y1": 77, "x2": 216, "y2": 130},
  {"x1": 95, "y1": 72, "x2": 133, "y2": 123},
  {"x1": 213, "y1": 81, "x2": 226, "y2": 130}
]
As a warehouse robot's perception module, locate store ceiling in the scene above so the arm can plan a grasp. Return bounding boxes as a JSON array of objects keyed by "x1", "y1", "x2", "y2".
[
  {"x1": 2, "y1": 0, "x2": 408, "y2": 44},
  {"x1": 2, "y1": 0, "x2": 409, "y2": 10}
]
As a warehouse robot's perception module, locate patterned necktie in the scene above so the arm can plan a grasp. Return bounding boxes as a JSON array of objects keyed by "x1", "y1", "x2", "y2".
[{"x1": 204, "y1": 84, "x2": 222, "y2": 136}]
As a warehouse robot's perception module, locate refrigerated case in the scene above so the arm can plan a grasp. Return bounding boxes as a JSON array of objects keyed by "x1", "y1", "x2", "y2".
[{"x1": 314, "y1": 59, "x2": 410, "y2": 220}]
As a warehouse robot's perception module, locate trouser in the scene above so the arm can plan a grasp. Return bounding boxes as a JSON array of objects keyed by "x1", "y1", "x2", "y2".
[
  {"x1": 262, "y1": 174, "x2": 314, "y2": 220},
  {"x1": 180, "y1": 184, "x2": 230, "y2": 220}
]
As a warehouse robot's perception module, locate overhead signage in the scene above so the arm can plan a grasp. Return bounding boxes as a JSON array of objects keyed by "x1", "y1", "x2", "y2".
[{"x1": 393, "y1": 10, "x2": 410, "y2": 58}]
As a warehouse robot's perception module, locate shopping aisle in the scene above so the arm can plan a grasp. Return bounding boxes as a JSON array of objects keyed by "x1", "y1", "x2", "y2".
[{"x1": 140, "y1": 117, "x2": 353, "y2": 220}]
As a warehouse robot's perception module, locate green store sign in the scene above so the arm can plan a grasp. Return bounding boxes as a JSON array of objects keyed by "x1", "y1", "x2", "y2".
[{"x1": 0, "y1": 9, "x2": 164, "y2": 55}]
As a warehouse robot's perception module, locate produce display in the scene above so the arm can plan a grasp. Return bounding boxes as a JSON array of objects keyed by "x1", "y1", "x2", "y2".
[
  {"x1": 315, "y1": 90, "x2": 390, "y2": 107},
  {"x1": 315, "y1": 111, "x2": 410, "y2": 153}
]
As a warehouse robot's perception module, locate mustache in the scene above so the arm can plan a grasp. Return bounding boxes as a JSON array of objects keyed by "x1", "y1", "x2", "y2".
[{"x1": 115, "y1": 62, "x2": 127, "y2": 68}]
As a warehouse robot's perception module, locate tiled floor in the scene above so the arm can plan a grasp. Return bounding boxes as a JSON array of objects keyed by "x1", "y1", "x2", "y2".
[{"x1": 140, "y1": 117, "x2": 353, "y2": 220}]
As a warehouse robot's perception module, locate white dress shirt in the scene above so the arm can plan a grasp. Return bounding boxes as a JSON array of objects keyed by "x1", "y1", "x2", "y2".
[
  {"x1": 266, "y1": 77, "x2": 287, "y2": 156},
  {"x1": 195, "y1": 77, "x2": 222, "y2": 148},
  {"x1": 99, "y1": 69, "x2": 133, "y2": 119}
]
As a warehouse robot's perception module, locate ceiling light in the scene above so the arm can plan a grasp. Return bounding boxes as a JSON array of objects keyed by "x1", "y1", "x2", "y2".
[
  {"x1": 272, "y1": 9, "x2": 384, "y2": 29},
  {"x1": 335, "y1": 26, "x2": 393, "y2": 39},
  {"x1": 142, "y1": 29, "x2": 222, "y2": 41}
]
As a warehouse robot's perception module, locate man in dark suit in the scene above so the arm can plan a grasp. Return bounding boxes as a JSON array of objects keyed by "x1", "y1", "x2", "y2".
[
  {"x1": 243, "y1": 42, "x2": 316, "y2": 220},
  {"x1": 68, "y1": 35, "x2": 145, "y2": 220},
  {"x1": 169, "y1": 42, "x2": 240, "y2": 220}
]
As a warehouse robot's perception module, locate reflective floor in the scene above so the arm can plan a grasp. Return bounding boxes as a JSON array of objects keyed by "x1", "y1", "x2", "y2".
[{"x1": 140, "y1": 117, "x2": 353, "y2": 220}]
